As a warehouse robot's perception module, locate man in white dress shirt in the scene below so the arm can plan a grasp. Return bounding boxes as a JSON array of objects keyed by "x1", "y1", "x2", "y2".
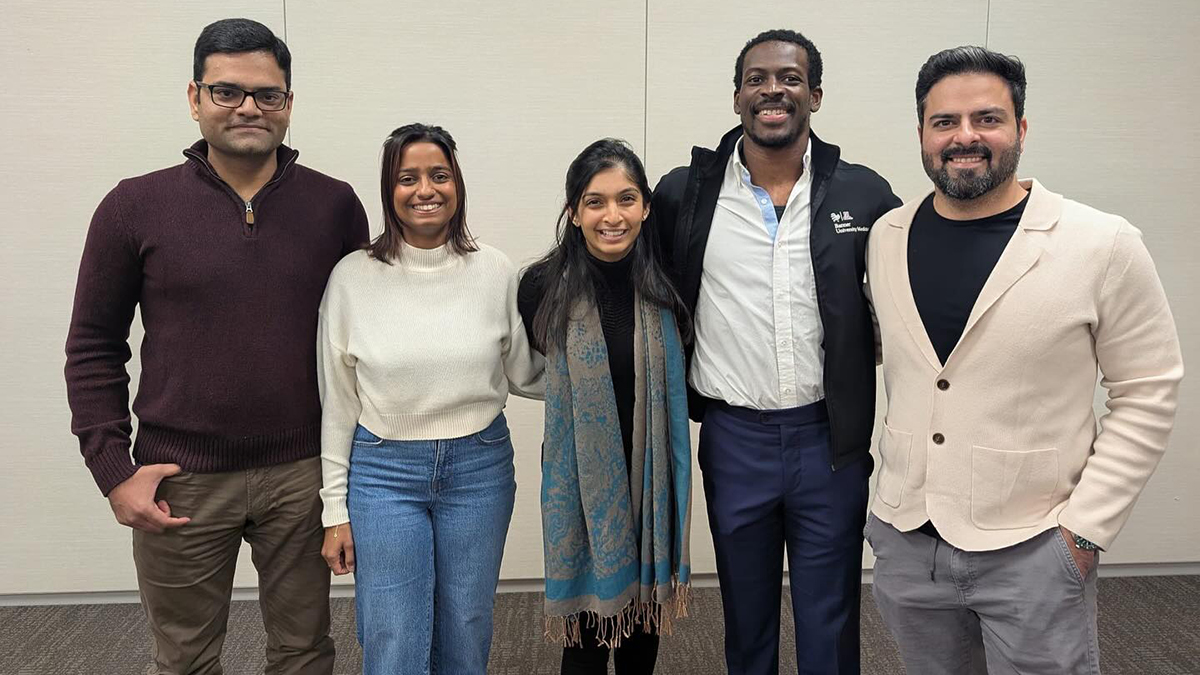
[{"x1": 651, "y1": 29, "x2": 900, "y2": 675}]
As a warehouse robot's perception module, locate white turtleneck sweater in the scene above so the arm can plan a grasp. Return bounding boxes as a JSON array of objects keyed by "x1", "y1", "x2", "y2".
[{"x1": 317, "y1": 242, "x2": 545, "y2": 526}]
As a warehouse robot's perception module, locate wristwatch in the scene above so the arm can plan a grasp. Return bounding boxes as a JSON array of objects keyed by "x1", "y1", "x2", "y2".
[{"x1": 1072, "y1": 533, "x2": 1100, "y2": 551}]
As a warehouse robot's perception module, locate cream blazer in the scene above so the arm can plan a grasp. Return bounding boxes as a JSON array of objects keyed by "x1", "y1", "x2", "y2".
[{"x1": 866, "y1": 179, "x2": 1182, "y2": 551}]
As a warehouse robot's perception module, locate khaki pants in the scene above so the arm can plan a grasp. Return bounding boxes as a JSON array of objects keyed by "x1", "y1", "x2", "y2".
[
  {"x1": 866, "y1": 514, "x2": 1101, "y2": 675},
  {"x1": 133, "y1": 457, "x2": 334, "y2": 675}
]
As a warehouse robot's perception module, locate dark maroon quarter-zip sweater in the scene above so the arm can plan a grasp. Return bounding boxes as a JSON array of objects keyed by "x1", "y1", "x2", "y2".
[{"x1": 65, "y1": 140, "x2": 371, "y2": 495}]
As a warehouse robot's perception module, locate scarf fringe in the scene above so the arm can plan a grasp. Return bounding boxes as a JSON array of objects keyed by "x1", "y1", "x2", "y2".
[{"x1": 543, "y1": 578, "x2": 693, "y2": 649}]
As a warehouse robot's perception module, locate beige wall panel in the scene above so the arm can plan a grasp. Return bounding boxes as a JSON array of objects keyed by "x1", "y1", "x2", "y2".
[
  {"x1": 988, "y1": 0, "x2": 1200, "y2": 563},
  {"x1": 2, "y1": 1, "x2": 646, "y2": 594},
  {"x1": 285, "y1": 1, "x2": 647, "y2": 582},
  {"x1": 3, "y1": 0, "x2": 1195, "y2": 599},
  {"x1": 1, "y1": 3, "x2": 287, "y2": 594},
  {"x1": 645, "y1": 1, "x2": 989, "y2": 574}
]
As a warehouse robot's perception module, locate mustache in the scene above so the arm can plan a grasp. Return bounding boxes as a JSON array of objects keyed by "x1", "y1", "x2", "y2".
[
  {"x1": 942, "y1": 144, "x2": 992, "y2": 162},
  {"x1": 752, "y1": 101, "x2": 796, "y2": 113}
]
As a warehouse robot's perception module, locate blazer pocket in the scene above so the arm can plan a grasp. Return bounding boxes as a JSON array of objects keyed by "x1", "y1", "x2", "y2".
[
  {"x1": 875, "y1": 423, "x2": 912, "y2": 508},
  {"x1": 970, "y1": 445, "x2": 1059, "y2": 530}
]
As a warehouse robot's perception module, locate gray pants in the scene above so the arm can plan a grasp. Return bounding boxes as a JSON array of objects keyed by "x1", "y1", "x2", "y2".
[{"x1": 866, "y1": 514, "x2": 1101, "y2": 675}]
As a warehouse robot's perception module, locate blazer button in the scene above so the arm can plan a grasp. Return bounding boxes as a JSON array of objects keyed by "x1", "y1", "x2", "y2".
[
  {"x1": 937, "y1": 379, "x2": 950, "y2": 391},
  {"x1": 932, "y1": 433, "x2": 945, "y2": 445}
]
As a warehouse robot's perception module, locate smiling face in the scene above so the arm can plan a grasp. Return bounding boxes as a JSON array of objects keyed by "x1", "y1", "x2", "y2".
[
  {"x1": 392, "y1": 141, "x2": 459, "y2": 249},
  {"x1": 734, "y1": 41, "x2": 822, "y2": 150},
  {"x1": 573, "y1": 166, "x2": 648, "y2": 263},
  {"x1": 919, "y1": 72, "x2": 1027, "y2": 201},
  {"x1": 187, "y1": 51, "x2": 291, "y2": 160}
]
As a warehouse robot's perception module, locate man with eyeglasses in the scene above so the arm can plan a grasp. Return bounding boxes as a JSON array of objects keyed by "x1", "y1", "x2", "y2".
[{"x1": 64, "y1": 18, "x2": 368, "y2": 674}]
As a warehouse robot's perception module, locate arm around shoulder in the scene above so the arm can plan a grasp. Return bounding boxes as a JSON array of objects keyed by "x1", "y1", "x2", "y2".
[
  {"x1": 869, "y1": 170, "x2": 903, "y2": 221},
  {"x1": 504, "y1": 262, "x2": 546, "y2": 400},
  {"x1": 650, "y1": 167, "x2": 688, "y2": 272},
  {"x1": 862, "y1": 174, "x2": 899, "y2": 365}
]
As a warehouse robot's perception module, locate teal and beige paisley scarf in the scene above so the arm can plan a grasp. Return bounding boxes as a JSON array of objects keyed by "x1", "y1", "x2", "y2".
[{"x1": 541, "y1": 294, "x2": 692, "y2": 648}]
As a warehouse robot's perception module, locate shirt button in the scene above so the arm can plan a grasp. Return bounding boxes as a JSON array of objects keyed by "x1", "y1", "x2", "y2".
[
  {"x1": 932, "y1": 433, "x2": 945, "y2": 445},
  {"x1": 937, "y1": 379, "x2": 950, "y2": 391},
  {"x1": 760, "y1": 198, "x2": 769, "y2": 205}
]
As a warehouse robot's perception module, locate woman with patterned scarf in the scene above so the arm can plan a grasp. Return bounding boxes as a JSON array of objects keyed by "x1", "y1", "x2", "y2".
[{"x1": 518, "y1": 138, "x2": 694, "y2": 674}]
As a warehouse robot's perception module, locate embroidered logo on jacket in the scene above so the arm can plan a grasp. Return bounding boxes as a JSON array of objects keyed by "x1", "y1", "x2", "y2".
[{"x1": 831, "y1": 210, "x2": 868, "y2": 234}]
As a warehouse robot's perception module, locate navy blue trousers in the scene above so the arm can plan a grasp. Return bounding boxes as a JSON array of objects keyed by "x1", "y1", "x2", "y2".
[{"x1": 698, "y1": 400, "x2": 870, "y2": 675}]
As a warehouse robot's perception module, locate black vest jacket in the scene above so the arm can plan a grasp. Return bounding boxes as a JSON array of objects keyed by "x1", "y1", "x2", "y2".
[{"x1": 650, "y1": 127, "x2": 901, "y2": 470}]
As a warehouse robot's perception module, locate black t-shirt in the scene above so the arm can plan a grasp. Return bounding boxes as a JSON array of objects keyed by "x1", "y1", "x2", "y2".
[
  {"x1": 517, "y1": 255, "x2": 636, "y2": 460},
  {"x1": 908, "y1": 192, "x2": 1029, "y2": 365}
]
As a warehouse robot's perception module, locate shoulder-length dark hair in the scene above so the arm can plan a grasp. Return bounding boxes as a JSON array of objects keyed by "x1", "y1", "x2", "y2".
[
  {"x1": 528, "y1": 138, "x2": 690, "y2": 352},
  {"x1": 368, "y1": 123, "x2": 477, "y2": 263}
]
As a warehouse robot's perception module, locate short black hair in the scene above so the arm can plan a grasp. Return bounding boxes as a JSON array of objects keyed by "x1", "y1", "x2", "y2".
[
  {"x1": 916, "y1": 46, "x2": 1026, "y2": 124},
  {"x1": 734, "y1": 29, "x2": 822, "y2": 90},
  {"x1": 193, "y1": 18, "x2": 292, "y2": 88}
]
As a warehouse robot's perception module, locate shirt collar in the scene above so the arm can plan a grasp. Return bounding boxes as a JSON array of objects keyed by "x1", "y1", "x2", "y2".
[{"x1": 731, "y1": 135, "x2": 812, "y2": 189}]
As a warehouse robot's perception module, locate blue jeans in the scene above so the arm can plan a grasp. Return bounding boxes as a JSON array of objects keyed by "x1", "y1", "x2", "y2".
[{"x1": 348, "y1": 413, "x2": 516, "y2": 675}]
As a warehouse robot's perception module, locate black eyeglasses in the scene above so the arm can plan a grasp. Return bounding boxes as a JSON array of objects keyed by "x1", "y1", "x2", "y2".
[{"x1": 195, "y1": 81, "x2": 291, "y2": 111}]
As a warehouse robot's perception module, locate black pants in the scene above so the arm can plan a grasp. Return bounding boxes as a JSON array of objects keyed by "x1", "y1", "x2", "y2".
[{"x1": 560, "y1": 618, "x2": 660, "y2": 675}]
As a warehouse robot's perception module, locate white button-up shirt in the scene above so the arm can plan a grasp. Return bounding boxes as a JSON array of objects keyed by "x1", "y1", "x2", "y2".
[{"x1": 690, "y1": 138, "x2": 824, "y2": 410}]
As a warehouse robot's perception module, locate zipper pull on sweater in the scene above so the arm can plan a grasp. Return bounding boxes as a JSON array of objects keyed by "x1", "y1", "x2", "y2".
[{"x1": 245, "y1": 201, "x2": 255, "y2": 225}]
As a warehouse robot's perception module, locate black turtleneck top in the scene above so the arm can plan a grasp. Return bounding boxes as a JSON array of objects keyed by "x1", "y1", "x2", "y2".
[{"x1": 518, "y1": 253, "x2": 636, "y2": 459}]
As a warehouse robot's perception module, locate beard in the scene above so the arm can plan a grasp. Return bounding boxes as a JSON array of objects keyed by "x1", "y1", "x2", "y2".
[
  {"x1": 743, "y1": 103, "x2": 806, "y2": 149},
  {"x1": 745, "y1": 122, "x2": 804, "y2": 149},
  {"x1": 923, "y1": 139, "x2": 1021, "y2": 200}
]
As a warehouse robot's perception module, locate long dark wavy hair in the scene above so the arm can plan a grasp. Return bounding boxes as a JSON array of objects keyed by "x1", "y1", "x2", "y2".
[
  {"x1": 527, "y1": 138, "x2": 690, "y2": 352},
  {"x1": 368, "y1": 123, "x2": 477, "y2": 263}
]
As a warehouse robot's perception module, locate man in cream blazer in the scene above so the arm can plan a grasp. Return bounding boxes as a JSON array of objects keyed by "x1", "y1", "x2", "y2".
[{"x1": 865, "y1": 46, "x2": 1183, "y2": 674}]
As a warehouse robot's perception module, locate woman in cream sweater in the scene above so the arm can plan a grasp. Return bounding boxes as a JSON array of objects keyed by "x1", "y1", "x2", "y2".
[{"x1": 317, "y1": 123, "x2": 543, "y2": 675}]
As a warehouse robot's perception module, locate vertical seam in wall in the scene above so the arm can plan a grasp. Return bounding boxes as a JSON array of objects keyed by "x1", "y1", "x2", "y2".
[
  {"x1": 643, "y1": 0, "x2": 649, "y2": 165},
  {"x1": 984, "y1": 0, "x2": 993, "y2": 47},
  {"x1": 283, "y1": 0, "x2": 292, "y2": 147}
]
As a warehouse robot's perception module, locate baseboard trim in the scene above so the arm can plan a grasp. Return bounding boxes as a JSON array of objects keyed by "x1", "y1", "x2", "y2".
[{"x1": 3, "y1": 563, "x2": 1195, "y2": 607}]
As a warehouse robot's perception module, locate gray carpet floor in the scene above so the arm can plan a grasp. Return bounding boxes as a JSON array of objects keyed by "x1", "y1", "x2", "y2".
[{"x1": 3, "y1": 577, "x2": 1198, "y2": 674}]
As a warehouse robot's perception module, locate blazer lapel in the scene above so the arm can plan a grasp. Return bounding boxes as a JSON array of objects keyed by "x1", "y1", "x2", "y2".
[
  {"x1": 953, "y1": 179, "x2": 1060, "y2": 354},
  {"x1": 953, "y1": 233, "x2": 1043, "y2": 359},
  {"x1": 882, "y1": 203, "x2": 943, "y2": 371}
]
